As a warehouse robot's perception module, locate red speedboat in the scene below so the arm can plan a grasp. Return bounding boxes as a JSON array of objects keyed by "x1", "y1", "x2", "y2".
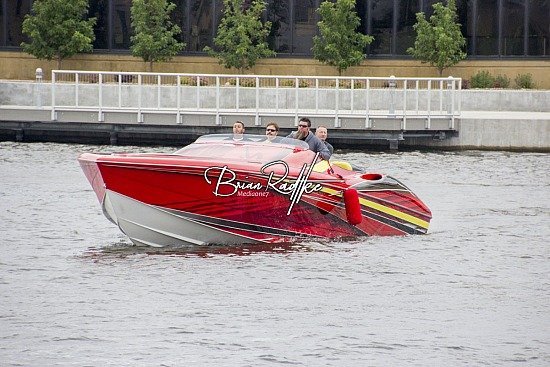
[{"x1": 78, "y1": 134, "x2": 431, "y2": 247}]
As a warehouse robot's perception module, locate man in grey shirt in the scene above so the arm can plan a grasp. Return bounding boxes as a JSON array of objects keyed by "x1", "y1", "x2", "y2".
[
  {"x1": 287, "y1": 117, "x2": 331, "y2": 160},
  {"x1": 315, "y1": 125, "x2": 334, "y2": 155}
]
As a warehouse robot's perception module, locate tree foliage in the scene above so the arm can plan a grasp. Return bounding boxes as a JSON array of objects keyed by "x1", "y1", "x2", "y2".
[
  {"x1": 407, "y1": 0, "x2": 466, "y2": 76},
  {"x1": 205, "y1": 0, "x2": 275, "y2": 73},
  {"x1": 312, "y1": 0, "x2": 373, "y2": 76},
  {"x1": 21, "y1": 0, "x2": 96, "y2": 69},
  {"x1": 131, "y1": 0, "x2": 184, "y2": 72}
]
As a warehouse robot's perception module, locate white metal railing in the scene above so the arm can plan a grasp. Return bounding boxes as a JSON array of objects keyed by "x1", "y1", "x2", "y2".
[{"x1": 50, "y1": 70, "x2": 461, "y2": 129}]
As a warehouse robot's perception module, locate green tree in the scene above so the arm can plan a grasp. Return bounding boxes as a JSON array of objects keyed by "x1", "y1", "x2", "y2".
[
  {"x1": 131, "y1": 0, "x2": 184, "y2": 72},
  {"x1": 21, "y1": 0, "x2": 96, "y2": 69},
  {"x1": 312, "y1": 0, "x2": 373, "y2": 76},
  {"x1": 407, "y1": 0, "x2": 466, "y2": 76},
  {"x1": 205, "y1": 0, "x2": 275, "y2": 74}
]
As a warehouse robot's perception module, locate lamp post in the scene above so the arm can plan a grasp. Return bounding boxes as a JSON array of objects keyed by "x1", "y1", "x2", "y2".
[{"x1": 35, "y1": 68, "x2": 43, "y2": 108}]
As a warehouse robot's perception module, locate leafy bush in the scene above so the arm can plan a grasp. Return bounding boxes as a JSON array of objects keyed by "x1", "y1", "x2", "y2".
[
  {"x1": 298, "y1": 79, "x2": 311, "y2": 88},
  {"x1": 493, "y1": 74, "x2": 510, "y2": 88},
  {"x1": 239, "y1": 78, "x2": 257, "y2": 87},
  {"x1": 514, "y1": 73, "x2": 536, "y2": 89},
  {"x1": 470, "y1": 70, "x2": 494, "y2": 89},
  {"x1": 329, "y1": 80, "x2": 366, "y2": 89},
  {"x1": 179, "y1": 76, "x2": 209, "y2": 86},
  {"x1": 280, "y1": 79, "x2": 295, "y2": 87}
]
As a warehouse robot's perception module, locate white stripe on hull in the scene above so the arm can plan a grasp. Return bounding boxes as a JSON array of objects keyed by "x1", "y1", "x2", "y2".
[{"x1": 103, "y1": 190, "x2": 262, "y2": 247}]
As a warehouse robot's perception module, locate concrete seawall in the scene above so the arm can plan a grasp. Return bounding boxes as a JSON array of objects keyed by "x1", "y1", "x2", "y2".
[{"x1": 1, "y1": 80, "x2": 549, "y2": 151}]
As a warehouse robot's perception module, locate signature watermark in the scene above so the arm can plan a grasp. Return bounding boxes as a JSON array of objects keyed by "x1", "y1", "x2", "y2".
[{"x1": 204, "y1": 153, "x2": 324, "y2": 215}]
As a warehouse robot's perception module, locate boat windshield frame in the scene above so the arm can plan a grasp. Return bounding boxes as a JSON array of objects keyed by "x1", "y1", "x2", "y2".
[{"x1": 173, "y1": 134, "x2": 311, "y2": 164}]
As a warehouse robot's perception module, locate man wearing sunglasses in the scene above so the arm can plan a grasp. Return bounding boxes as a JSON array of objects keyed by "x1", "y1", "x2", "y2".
[
  {"x1": 287, "y1": 117, "x2": 331, "y2": 160},
  {"x1": 265, "y1": 122, "x2": 279, "y2": 142}
]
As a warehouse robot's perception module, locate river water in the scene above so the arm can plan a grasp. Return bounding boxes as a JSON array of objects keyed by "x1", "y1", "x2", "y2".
[{"x1": 0, "y1": 142, "x2": 548, "y2": 366}]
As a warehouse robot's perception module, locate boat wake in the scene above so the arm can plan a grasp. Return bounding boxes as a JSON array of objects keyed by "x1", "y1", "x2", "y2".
[{"x1": 82, "y1": 240, "x2": 326, "y2": 259}]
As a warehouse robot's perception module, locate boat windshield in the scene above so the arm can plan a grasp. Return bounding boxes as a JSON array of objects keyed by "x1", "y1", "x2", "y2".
[{"x1": 174, "y1": 134, "x2": 310, "y2": 163}]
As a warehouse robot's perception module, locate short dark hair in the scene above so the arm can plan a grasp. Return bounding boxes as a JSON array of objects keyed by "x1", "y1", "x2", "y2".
[
  {"x1": 233, "y1": 120, "x2": 245, "y2": 128},
  {"x1": 299, "y1": 117, "x2": 311, "y2": 127}
]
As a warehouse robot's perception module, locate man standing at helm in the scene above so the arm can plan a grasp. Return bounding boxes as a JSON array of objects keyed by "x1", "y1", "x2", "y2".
[{"x1": 287, "y1": 117, "x2": 331, "y2": 160}]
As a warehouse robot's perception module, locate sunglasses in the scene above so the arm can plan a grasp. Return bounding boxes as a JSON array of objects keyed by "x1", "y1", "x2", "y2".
[
  {"x1": 266, "y1": 128, "x2": 277, "y2": 132},
  {"x1": 298, "y1": 124, "x2": 309, "y2": 128}
]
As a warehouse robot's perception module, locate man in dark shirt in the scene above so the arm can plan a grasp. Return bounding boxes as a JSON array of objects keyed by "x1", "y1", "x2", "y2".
[{"x1": 286, "y1": 117, "x2": 331, "y2": 160}]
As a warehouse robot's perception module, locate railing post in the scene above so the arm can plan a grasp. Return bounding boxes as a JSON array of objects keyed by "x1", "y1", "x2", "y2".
[
  {"x1": 447, "y1": 76, "x2": 454, "y2": 115},
  {"x1": 74, "y1": 72, "x2": 79, "y2": 108},
  {"x1": 157, "y1": 74, "x2": 161, "y2": 110},
  {"x1": 439, "y1": 79, "x2": 443, "y2": 113},
  {"x1": 350, "y1": 77, "x2": 354, "y2": 113},
  {"x1": 426, "y1": 80, "x2": 431, "y2": 129},
  {"x1": 215, "y1": 76, "x2": 220, "y2": 125},
  {"x1": 448, "y1": 76, "x2": 455, "y2": 129},
  {"x1": 335, "y1": 78, "x2": 340, "y2": 128},
  {"x1": 402, "y1": 78, "x2": 407, "y2": 130},
  {"x1": 50, "y1": 71, "x2": 56, "y2": 120},
  {"x1": 415, "y1": 80, "x2": 419, "y2": 115},
  {"x1": 196, "y1": 75, "x2": 200, "y2": 110},
  {"x1": 98, "y1": 73, "x2": 104, "y2": 122},
  {"x1": 255, "y1": 76, "x2": 260, "y2": 126},
  {"x1": 294, "y1": 77, "x2": 299, "y2": 118},
  {"x1": 118, "y1": 73, "x2": 122, "y2": 108},
  {"x1": 388, "y1": 75, "x2": 396, "y2": 115},
  {"x1": 365, "y1": 78, "x2": 371, "y2": 129},
  {"x1": 315, "y1": 78, "x2": 319, "y2": 113},
  {"x1": 138, "y1": 74, "x2": 143, "y2": 123},
  {"x1": 275, "y1": 77, "x2": 279, "y2": 112},
  {"x1": 176, "y1": 74, "x2": 182, "y2": 124},
  {"x1": 236, "y1": 76, "x2": 240, "y2": 111}
]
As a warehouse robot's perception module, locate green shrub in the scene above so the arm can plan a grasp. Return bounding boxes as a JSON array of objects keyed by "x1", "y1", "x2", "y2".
[
  {"x1": 280, "y1": 79, "x2": 295, "y2": 87},
  {"x1": 179, "y1": 76, "x2": 209, "y2": 86},
  {"x1": 470, "y1": 70, "x2": 494, "y2": 89},
  {"x1": 298, "y1": 79, "x2": 311, "y2": 88},
  {"x1": 514, "y1": 73, "x2": 536, "y2": 89},
  {"x1": 493, "y1": 74, "x2": 510, "y2": 88},
  {"x1": 239, "y1": 78, "x2": 257, "y2": 87}
]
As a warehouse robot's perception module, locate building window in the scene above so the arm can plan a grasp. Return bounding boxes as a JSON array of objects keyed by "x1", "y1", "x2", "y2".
[
  {"x1": 267, "y1": 0, "x2": 291, "y2": 53},
  {"x1": 396, "y1": 0, "x2": 420, "y2": 54},
  {"x1": 189, "y1": 0, "x2": 214, "y2": 52},
  {"x1": 476, "y1": 0, "x2": 498, "y2": 55},
  {"x1": 293, "y1": 0, "x2": 317, "y2": 54},
  {"x1": 112, "y1": 0, "x2": 131, "y2": 49},
  {"x1": 0, "y1": 1, "x2": 4, "y2": 46},
  {"x1": 529, "y1": 0, "x2": 549, "y2": 55},
  {"x1": 90, "y1": 0, "x2": 109, "y2": 50},
  {"x1": 370, "y1": 0, "x2": 394, "y2": 55},
  {"x1": 502, "y1": 0, "x2": 525, "y2": 55},
  {"x1": 170, "y1": 0, "x2": 187, "y2": 47},
  {"x1": 6, "y1": 0, "x2": 32, "y2": 47}
]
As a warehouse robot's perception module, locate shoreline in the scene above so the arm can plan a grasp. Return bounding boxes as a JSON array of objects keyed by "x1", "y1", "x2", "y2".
[{"x1": 1, "y1": 118, "x2": 548, "y2": 153}]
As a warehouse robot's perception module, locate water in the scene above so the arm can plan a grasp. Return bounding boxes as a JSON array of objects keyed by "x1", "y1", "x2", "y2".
[{"x1": 1, "y1": 142, "x2": 548, "y2": 366}]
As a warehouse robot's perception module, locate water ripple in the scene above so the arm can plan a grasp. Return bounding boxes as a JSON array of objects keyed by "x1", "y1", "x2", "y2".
[{"x1": 1, "y1": 143, "x2": 548, "y2": 366}]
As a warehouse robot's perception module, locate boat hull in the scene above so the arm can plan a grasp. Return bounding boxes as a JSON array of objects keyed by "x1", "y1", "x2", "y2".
[{"x1": 78, "y1": 137, "x2": 431, "y2": 247}]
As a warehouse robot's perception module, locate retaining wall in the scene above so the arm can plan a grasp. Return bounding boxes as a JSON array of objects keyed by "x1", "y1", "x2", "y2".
[{"x1": 1, "y1": 80, "x2": 549, "y2": 151}]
